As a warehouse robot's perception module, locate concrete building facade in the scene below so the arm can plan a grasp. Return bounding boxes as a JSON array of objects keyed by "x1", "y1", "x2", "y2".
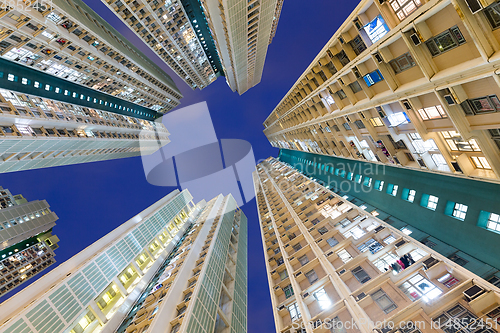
[
  {"x1": 263, "y1": 0, "x2": 500, "y2": 180},
  {"x1": 254, "y1": 157, "x2": 500, "y2": 333}
]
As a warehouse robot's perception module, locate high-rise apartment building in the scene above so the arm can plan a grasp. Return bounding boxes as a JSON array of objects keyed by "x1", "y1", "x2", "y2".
[
  {"x1": 0, "y1": 0, "x2": 182, "y2": 173},
  {"x1": 263, "y1": 0, "x2": 500, "y2": 180},
  {"x1": 102, "y1": 0, "x2": 283, "y2": 93},
  {"x1": 0, "y1": 84, "x2": 170, "y2": 173},
  {"x1": 0, "y1": 189, "x2": 247, "y2": 333},
  {"x1": 0, "y1": 187, "x2": 59, "y2": 298},
  {"x1": 0, "y1": 0, "x2": 182, "y2": 113},
  {"x1": 201, "y1": 0, "x2": 284, "y2": 94},
  {"x1": 254, "y1": 157, "x2": 500, "y2": 333}
]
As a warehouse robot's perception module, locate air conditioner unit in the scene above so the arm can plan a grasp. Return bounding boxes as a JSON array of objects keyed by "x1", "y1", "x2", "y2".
[
  {"x1": 295, "y1": 271, "x2": 302, "y2": 277},
  {"x1": 339, "y1": 36, "x2": 345, "y2": 44},
  {"x1": 402, "y1": 100, "x2": 412, "y2": 110},
  {"x1": 274, "y1": 285, "x2": 281, "y2": 290},
  {"x1": 302, "y1": 292, "x2": 309, "y2": 298},
  {"x1": 326, "y1": 251, "x2": 334, "y2": 257},
  {"x1": 339, "y1": 78, "x2": 345, "y2": 85},
  {"x1": 410, "y1": 33, "x2": 421, "y2": 46},
  {"x1": 355, "y1": 292, "x2": 367, "y2": 301},
  {"x1": 463, "y1": 285, "x2": 485, "y2": 301},
  {"x1": 284, "y1": 244, "x2": 289, "y2": 248},
  {"x1": 422, "y1": 257, "x2": 439, "y2": 270},
  {"x1": 338, "y1": 268, "x2": 346, "y2": 275},
  {"x1": 278, "y1": 305, "x2": 286, "y2": 311},
  {"x1": 451, "y1": 161, "x2": 463, "y2": 173},
  {"x1": 354, "y1": 18, "x2": 363, "y2": 30},
  {"x1": 316, "y1": 238, "x2": 323, "y2": 243},
  {"x1": 374, "y1": 226, "x2": 385, "y2": 233},
  {"x1": 353, "y1": 66, "x2": 361, "y2": 79},
  {"x1": 345, "y1": 116, "x2": 351, "y2": 123},
  {"x1": 376, "y1": 106, "x2": 386, "y2": 118},
  {"x1": 271, "y1": 269, "x2": 277, "y2": 274},
  {"x1": 444, "y1": 94, "x2": 456, "y2": 105},
  {"x1": 378, "y1": 0, "x2": 385, "y2": 4},
  {"x1": 464, "y1": 0, "x2": 483, "y2": 14},
  {"x1": 374, "y1": 52, "x2": 384, "y2": 63}
]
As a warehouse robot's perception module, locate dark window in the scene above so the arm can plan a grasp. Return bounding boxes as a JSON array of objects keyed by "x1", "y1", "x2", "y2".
[
  {"x1": 349, "y1": 35, "x2": 367, "y2": 55},
  {"x1": 336, "y1": 50, "x2": 350, "y2": 66},
  {"x1": 9, "y1": 35, "x2": 23, "y2": 43},
  {"x1": 389, "y1": 52, "x2": 416, "y2": 73},
  {"x1": 426, "y1": 26, "x2": 466, "y2": 56},
  {"x1": 485, "y1": 2, "x2": 500, "y2": 29},
  {"x1": 354, "y1": 120, "x2": 365, "y2": 129},
  {"x1": 336, "y1": 89, "x2": 347, "y2": 100},
  {"x1": 352, "y1": 266, "x2": 371, "y2": 283},
  {"x1": 461, "y1": 95, "x2": 500, "y2": 115},
  {"x1": 349, "y1": 81, "x2": 363, "y2": 93},
  {"x1": 318, "y1": 226, "x2": 328, "y2": 235},
  {"x1": 449, "y1": 254, "x2": 468, "y2": 266}
]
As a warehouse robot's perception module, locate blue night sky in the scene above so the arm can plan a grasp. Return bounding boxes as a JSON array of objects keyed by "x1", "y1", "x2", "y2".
[{"x1": 0, "y1": 1, "x2": 357, "y2": 332}]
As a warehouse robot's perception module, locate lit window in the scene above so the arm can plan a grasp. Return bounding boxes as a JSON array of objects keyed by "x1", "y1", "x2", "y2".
[
  {"x1": 401, "y1": 227, "x2": 413, "y2": 235},
  {"x1": 55, "y1": 87, "x2": 60, "y2": 93},
  {"x1": 387, "y1": 184, "x2": 398, "y2": 196},
  {"x1": 343, "y1": 225, "x2": 365, "y2": 240},
  {"x1": 21, "y1": 78, "x2": 28, "y2": 85},
  {"x1": 418, "y1": 105, "x2": 447, "y2": 120},
  {"x1": 45, "y1": 84, "x2": 50, "y2": 91},
  {"x1": 34, "y1": 81, "x2": 40, "y2": 88},
  {"x1": 363, "y1": 15, "x2": 389, "y2": 43},
  {"x1": 399, "y1": 274, "x2": 442, "y2": 302},
  {"x1": 288, "y1": 303, "x2": 301, "y2": 321},
  {"x1": 387, "y1": 112, "x2": 409, "y2": 127},
  {"x1": 437, "y1": 273, "x2": 460, "y2": 288},
  {"x1": 402, "y1": 189, "x2": 416, "y2": 202},
  {"x1": 369, "y1": 117, "x2": 384, "y2": 127},
  {"x1": 442, "y1": 131, "x2": 481, "y2": 152},
  {"x1": 373, "y1": 253, "x2": 398, "y2": 272},
  {"x1": 452, "y1": 203, "x2": 468, "y2": 221},
  {"x1": 383, "y1": 235, "x2": 397, "y2": 244},
  {"x1": 389, "y1": 0, "x2": 422, "y2": 21},
  {"x1": 72, "y1": 92, "x2": 77, "y2": 98},
  {"x1": 7, "y1": 74, "x2": 14, "y2": 81},
  {"x1": 374, "y1": 180, "x2": 384, "y2": 191},
  {"x1": 363, "y1": 177, "x2": 372, "y2": 187},
  {"x1": 422, "y1": 194, "x2": 439, "y2": 210},
  {"x1": 313, "y1": 288, "x2": 332, "y2": 310},
  {"x1": 64, "y1": 90, "x2": 69, "y2": 96},
  {"x1": 336, "y1": 249, "x2": 353, "y2": 263},
  {"x1": 471, "y1": 156, "x2": 491, "y2": 169},
  {"x1": 486, "y1": 212, "x2": 500, "y2": 232}
]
